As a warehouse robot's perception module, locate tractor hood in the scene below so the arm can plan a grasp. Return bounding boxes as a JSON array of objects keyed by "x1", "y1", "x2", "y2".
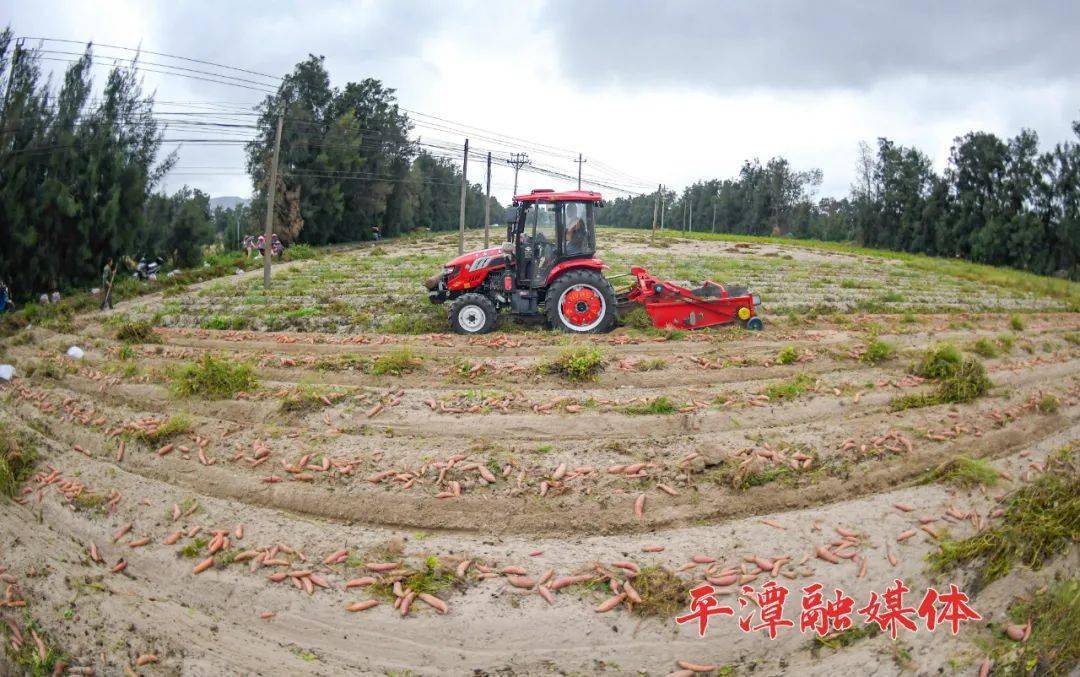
[{"x1": 444, "y1": 246, "x2": 503, "y2": 269}]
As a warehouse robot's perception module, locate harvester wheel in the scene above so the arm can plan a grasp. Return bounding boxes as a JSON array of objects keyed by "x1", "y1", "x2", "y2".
[
  {"x1": 546, "y1": 269, "x2": 617, "y2": 333},
  {"x1": 746, "y1": 317, "x2": 764, "y2": 331},
  {"x1": 449, "y1": 293, "x2": 498, "y2": 334}
]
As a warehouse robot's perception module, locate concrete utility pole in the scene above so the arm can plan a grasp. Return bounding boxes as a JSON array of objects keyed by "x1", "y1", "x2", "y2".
[
  {"x1": 508, "y1": 152, "x2": 530, "y2": 196},
  {"x1": 660, "y1": 188, "x2": 666, "y2": 231},
  {"x1": 650, "y1": 184, "x2": 661, "y2": 246},
  {"x1": 575, "y1": 153, "x2": 586, "y2": 190},
  {"x1": 711, "y1": 196, "x2": 717, "y2": 233},
  {"x1": 688, "y1": 198, "x2": 694, "y2": 233},
  {"x1": 483, "y1": 151, "x2": 492, "y2": 248},
  {"x1": 262, "y1": 110, "x2": 285, "y2": 289},
  {"x1": 458, "y1": 138, "x2": 469, "y2": 255}
]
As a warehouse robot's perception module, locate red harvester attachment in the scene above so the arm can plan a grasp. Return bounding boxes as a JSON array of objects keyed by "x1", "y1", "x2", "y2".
[{"x1": 621, "y1": 266, "x2": 763, "y2": 331}]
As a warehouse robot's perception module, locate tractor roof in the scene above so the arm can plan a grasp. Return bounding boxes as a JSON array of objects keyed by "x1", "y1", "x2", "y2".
[{"x1": 513, "y1": 189, "x2": 603, "y2": 204}]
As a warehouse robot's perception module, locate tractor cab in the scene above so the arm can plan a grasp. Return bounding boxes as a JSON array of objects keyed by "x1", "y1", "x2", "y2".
[{"x1": 504, "y1": 189, "x2": 602, "y2": 289}]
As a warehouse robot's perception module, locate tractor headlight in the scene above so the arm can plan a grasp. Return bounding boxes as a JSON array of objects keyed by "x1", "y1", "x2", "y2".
[{"x1": 443, "y1": 265, "x2": 456, "y2": 278}]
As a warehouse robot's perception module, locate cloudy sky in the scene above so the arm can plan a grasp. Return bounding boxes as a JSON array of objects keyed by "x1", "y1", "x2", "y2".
[{"x1": 5, "y1": 0, "x2": 1079, "y2": 203}]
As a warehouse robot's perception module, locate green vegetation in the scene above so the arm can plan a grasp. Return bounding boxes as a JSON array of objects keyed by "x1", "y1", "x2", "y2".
[
  {"x1": 0, "y1": 422, "x2": 38, "y2": 498},
  {"x1": 929, "y1": 451, "x2": 1077, "y2": 588},
  {"x1": 810, "y1": 624, "x2": 881, "y2": 655},
  {"x1": 911, "y1": 343, "x2": 963, "y2": 379},
  {"x1": 619, "y1": 305, "x2": 654, "y2": 330},
  {"x1": 128, "y1": 413, "x2": 192, "y2": 444},
  {"x1": 860, "y1": 339, "x2": 896, "y2": 365},
  {"x1": 370, "y1": 346, "x2": 423, "y2": 376},
  {"x1": 279, "y1": 385, "x2": 345, "y2": 413},
  {"x1": 633, "y1": 357, "x2": 667, "y2": 371},
  {"x1": 764, "y1": 373, "x2": 815, "y2": 401},
  {"x1": 114, "y1": 319, "x2": 161, "y2": 344},
  {"x1": 628, "y1": 566, "x2": 687, "y2": 618},
  {"x1": 1037, "y1": 394, "x2": 1060, "y2": 414},
  {"x1": 989, "y1": 579, "x2": 1079, "y2": 676},
  {"x1": 2, "y1": 614, "x2": 65, "y2": 676},
  {"x1": 1009, "y1": 314, "x2": 1025, "y2": 331},
  {"x1": 622, "y1": 396, "x2": 678, "y2": 415},
  {"x1": 542, "y1": 345, "x2": 606, "y2": 382},
  {"x1": 170, "y1": 355, "x2": 258, "y2": 399},
  {"x1": 919, "y1": 456, "x2": 999, "y2": 488},
  {"x1": 892, "y1": 355, "x2": 991, "y2": 410},
  {"x1": 368, "y1": 556, "x2": 456, "y2": 602},
  {"x1": 777, "y1": 345, "x2": 798, "y2": 365},
  {"x1": 970, "y1": 337, "x2": 1001, "y2": 358}
]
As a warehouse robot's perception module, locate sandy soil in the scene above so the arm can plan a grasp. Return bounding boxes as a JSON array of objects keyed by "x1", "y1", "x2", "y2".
[{"x1": 1, "y1": 234, "x2": 1077, "y2": 676}]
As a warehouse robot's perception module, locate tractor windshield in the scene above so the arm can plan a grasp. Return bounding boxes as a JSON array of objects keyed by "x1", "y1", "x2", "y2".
[{"x1": 562, "y1": 201, "x2": 595, "y2": 256}]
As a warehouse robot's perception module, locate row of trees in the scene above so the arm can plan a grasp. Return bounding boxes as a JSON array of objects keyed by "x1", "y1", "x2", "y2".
[
  {"x1": 0, "y1": 31, "x2": 222, "y2": 295},
  {"x1": 245, "y1": 55, "x2": 499, "y2": 245},
  {"x1": 0, "y1": 38, "x2": 498, "y2": 297},
  {"x1": 601, "y1": 121, "x2": 1080, "y2": 279}
]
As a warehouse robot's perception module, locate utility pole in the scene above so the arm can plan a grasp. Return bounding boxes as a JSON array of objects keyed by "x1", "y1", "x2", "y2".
[
  {"x1": 650, "y1": 184, "x2": 660, "y2": 246},
  {"x1": 236, "y1": 209, "x2": 241, "y2": 250},
  {"x1": 575, "y1": 153, "x2": 586, "y2": 190},
  {"x1": 711, "y1": 198, "x2": 717, "y2": 234},
  {"x1": 458, "y1": 138, "x2": 469, "y2": 255},
  {"x1": 262, "y1": 109, "x2": 285, "y2": 289},
  {"x1": 688, "y1": 197, "x2": 693, "y2": 233},
  {"x1": 483, "y1": 151, "x2": 492, "y2": 248},
  {"x1": 508, "y1": 152, "x2": 530, "y2": 196},
  {"x1": 660, "y1": 188, "x2": 665, "y2": 231}
]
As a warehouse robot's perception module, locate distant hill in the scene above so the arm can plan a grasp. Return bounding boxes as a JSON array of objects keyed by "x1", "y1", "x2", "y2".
[{"x1": 209, "y1": 196, "x2": 250, "y2": 210}]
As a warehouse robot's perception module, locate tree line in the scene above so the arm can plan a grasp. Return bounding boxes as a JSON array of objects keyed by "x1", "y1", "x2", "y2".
[
  {"x1": 0, "y1": 37, "x2": 496, "y2": 300},
  {"x1": 244, "y1": 55, "x2": 499, "y2": 245},
  {"x1": 600, "y1": 121, "x2": 1080, "y2": 279}
]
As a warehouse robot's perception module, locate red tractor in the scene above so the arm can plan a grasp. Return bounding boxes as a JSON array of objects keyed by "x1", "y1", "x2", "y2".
[{"x1": 425, "y1": 189, "x2": 763, "y2": 334}]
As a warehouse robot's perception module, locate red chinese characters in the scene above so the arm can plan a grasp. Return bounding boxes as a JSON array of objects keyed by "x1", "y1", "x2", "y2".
[
  {"x1": 799, "y1": 583, "x2": 855, "y2": 637},
  {"x1": 738, "y1": 581, "x2": 795, "y2": 639},
  {"x1": 676, "y1": 583, "x2": 734, "y2": 637}
]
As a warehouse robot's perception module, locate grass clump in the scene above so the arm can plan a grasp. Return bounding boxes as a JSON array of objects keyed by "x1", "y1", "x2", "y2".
[
  {"x1": 777, "y1": 345, "x2": 797, "y2": 365},
  {"x1": 4, "y1": 615, "x2": 65, "y2": 676},
  {"x1": 622, "y1": 396, "x2": 678, "y2": 415},
  {"x1": 628, "y1": 566, "x2": 687, "y2": 618},
  {"x1": 130, "y1": 413, "x2": 192, "y2": 444},
  {"x1": 1009, "y1": 314, "x2": 1025, "y2": 331},
  {"x1": 0, "y1": 422, "x2": 39, "y2": 498},
  {"x1": 370, "y1": 346, "x2": 423, "y2": 376},
  {"x1": 279, "y1": 384, "x2": 344, "y2": 414},
  {"x1": 619, "y1": 305, "x2": 654, "y2": 331},
  {"x1": 170, "y1": 355, "x2": 258, "y2": 399},
  {"x1": 892, "y1": 355, "x2": 991, "y2": 411},
  {"x1": 911, "y1": 343, "x2": 963, "y2": 379},
  {"x1": 971, "y1": 337, "x2": 1001, "y2": 358},
  {"x1": 542, "y1": 345, "x2": 606, "y2": 382},
  {"x1": 860, "y1": 339, "x2": 896, "y2": 365},
  {"x1": 1037, "y1": 394, "x2": 1060, "y2": 414},
  {"x1": 928, "y1": 452, "x2": 1077, "y2": 589},
  {"x1": 764, "y1": 373, "x2": 815, "y2": 401},
  {"x1": 990, "y1": 579, "x2": 1079, "y2": 676},
  {"x1": 114, "y1": 319, "x2": 161, "y2": 344},
  {"x1": 919, "y1": 456, "x2": 999, "y2": 488},
  {"x1": 633, "y1": 357, "x2": 667, "y2": 371}
]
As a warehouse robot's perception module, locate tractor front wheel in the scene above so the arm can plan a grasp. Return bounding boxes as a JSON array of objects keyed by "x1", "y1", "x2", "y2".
[
  {"x1": 449, "y1": 293, "x2": 498, "y2": 334},
  {"x1": 546, "y1": 269, "x2": 617, "y2": 333}
]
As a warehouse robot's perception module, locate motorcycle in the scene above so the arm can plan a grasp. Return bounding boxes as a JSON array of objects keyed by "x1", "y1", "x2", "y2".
[{"x1": 133, "y1": 256, "x2": 165, "y2": 281}]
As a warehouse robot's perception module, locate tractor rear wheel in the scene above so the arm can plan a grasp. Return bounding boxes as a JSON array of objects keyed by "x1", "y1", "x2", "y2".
[
  {"x1": 449, "y1": 293, "x2": 498, "y2": 334},
  {"x1": 546, "y1": 269, "x2": 617, "y2": 333}
]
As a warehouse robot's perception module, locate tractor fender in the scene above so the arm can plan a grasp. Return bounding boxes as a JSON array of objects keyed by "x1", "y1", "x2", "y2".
[{"x1": 544, "y1": 258, "x2": 605, "y2": 286}]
